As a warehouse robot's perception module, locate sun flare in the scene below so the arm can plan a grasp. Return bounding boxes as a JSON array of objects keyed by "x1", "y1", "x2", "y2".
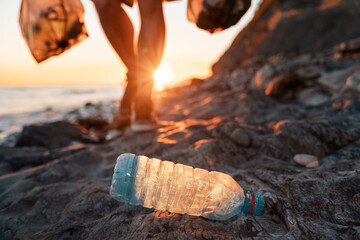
[{"x1": 154, "y1": 62, "x2": 175, "y2": 91}]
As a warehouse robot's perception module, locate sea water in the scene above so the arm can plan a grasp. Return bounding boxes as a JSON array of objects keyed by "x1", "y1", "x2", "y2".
[{"x1": 0, "y1": 86, "x2": 124, "y2": 141}]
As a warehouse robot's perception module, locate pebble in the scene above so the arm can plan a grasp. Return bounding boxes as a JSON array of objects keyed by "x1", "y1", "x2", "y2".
[
  {"x1": 294, "y1": 154, "x2": 319, "y2": 167},
  {"x1": 318, "y1": 65, "x2": 360, "y2": 93},
  {"x1": 230, "y1": 128, "x2": 251, "y2": 147},
  {"x1": 305, "y1": 160, "x2": 319, "y2": 168},
  {"x1": 346, "y1": 71, "x2": 360, "y2": 91},
  {"x1": 297, "y1": 88, "x2": 329, "y2": 106},
  {"x1": 105, "y1": 129, "x2": 122, "y2": 141},
  {"x1": 252, "y1": 65, "x2": 275, "y2": 89}
]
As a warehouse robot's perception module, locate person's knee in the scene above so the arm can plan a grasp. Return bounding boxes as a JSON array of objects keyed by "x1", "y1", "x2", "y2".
[{"x1": 93, "y1": 0, "x2": 121, "y2": 14}]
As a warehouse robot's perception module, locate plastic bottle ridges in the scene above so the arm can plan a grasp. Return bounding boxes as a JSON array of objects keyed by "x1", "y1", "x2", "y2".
[{"x1": 110, "y1": 153, "x2": 264, "y2": 220}]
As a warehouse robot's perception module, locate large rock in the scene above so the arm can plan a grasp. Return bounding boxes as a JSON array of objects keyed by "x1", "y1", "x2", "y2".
[
  {"x1": 16, "y1": 121, "x2": 99, "y2": 149},
  {"x1": 250, "y1": 58, "x2": 322, "y2": 97},
  {"x1": 213, "y1": 0, "x2": 360, "y2": 74},
  {"x1": 318, "y1": 65, "x2": 360, "y2": 94},
  {"x1": 0, "y1": 144, "x2": 86, "y2": 172}
]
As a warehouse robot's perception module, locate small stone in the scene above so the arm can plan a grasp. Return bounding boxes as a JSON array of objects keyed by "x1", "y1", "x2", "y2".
[
  {"x1": 105, "y1": 129, "x2": 122, "y2": 141},
  {"x1": 345, "y1": 71, "x2": 360, "y2": 91},
  {"x1": 297, "y1": 88, "x2": 329, "y2": 106},
  {"x1": 230, "y1": 69, "x2": 246, "y2": 79},
  {"x1": 228, "y1": 72, "x2": 250, "y2": 89},
  {"x1": 230, "y1": 128, "x2": 251, "y2": 147},
  {"x1": 252, "y1": 65, "x2": 275, "y2": 89},
  {"x1": 318, "y1": 65, "x2": 360, "y2": 93},
  {"x1": 294, "y1": 154, "x2": 318, "y2": 167},
  {"x1": 265, "y1": 73, "x2": 298, "y2": 97},
  {"x1": 305, "y1": 160, "x2": 319, "y2": 168}
]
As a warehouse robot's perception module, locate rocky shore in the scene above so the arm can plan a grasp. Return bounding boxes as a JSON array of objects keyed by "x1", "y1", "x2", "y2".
[{"x1": 1, "y1": 0, "x2": 360, "y2": 239}]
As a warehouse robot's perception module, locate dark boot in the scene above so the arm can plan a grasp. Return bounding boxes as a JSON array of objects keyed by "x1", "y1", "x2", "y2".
[
  {"x1": 113, "y1": 74, "x2": 137, "y2": 129},
  {"x1": 131, "y1": 76, "x2": 157, "y2": 132}
]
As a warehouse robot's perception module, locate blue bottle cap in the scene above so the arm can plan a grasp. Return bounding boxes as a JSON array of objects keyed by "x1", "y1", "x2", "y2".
[{"x1": 241, "y1": 191, "x2": 264, "y2": 216}]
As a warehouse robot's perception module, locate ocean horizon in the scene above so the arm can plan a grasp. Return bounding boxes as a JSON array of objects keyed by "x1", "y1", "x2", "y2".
[
  {"x1": 0, "y1": 86, "x2": 124, "y2": 139},
  {"x1": 0, "y1": 86, "x2": 124, "y2": 116}
]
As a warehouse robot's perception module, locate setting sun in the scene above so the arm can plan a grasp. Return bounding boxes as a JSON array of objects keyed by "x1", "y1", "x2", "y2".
[{"x1": 154, "y1": 62, "x2": 175, "y2": 91}]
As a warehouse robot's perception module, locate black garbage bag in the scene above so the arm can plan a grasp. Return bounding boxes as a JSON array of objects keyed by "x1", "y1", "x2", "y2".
[
  {"x1": 19, "y1": 0, "x2": 88, "y2": 63},
  {"x1": 187, "y1": 0, "x2": 251, "y2": 33}
]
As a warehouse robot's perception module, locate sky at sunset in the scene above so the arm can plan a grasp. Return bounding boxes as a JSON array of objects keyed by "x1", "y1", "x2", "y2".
[{"x1": 0, "y1": 0, "x2": 260, "y2": 87}]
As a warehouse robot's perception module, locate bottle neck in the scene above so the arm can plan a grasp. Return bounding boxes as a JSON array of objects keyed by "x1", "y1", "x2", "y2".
[{"x1": 240, "y1": 191, "x2": 264, "y2": 216}]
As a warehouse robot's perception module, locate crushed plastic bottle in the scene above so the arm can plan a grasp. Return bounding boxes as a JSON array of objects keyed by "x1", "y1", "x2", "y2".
[{"x1": 110, "y1": 153, "x2": 264, "y2": 220}]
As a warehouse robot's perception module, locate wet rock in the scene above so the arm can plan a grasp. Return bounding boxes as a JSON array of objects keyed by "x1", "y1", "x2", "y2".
[
  {"x1": 294, "y1": 154, "x2": 319, "y2": 167},
  {"x1": 0, "y1": 144, "x2": 86, "y2": 171},
  {"x1": 64, "y1": 101, "x2": 117, "y2": 124},
  {"x1": 15, "y1": 121, "x2": 99, "y2": 149},
  {"x1": 77, "y1": 118, "x2": 109, "y2": 130},
  {"x1": 0, "y1": 146, "x2": 46, "y2": 173},
  {"x1": 275, "y1": 115, "x2": 360, "y2": 159},
  {"x1": 252, "y1": 62, "x2": 321, "y2": 97},
  {"x1": 0, "y1": 132, "x2": 21, "y2": 147},
  {"x1": 318, "y1": 65, "x2": 360, "y2": 94},
  {"x1": 297, "y1": 88, "x2": 329, "y2": 106},
  {"x1": 230, "y1": 128, "x2": 251, "y2": 147}
]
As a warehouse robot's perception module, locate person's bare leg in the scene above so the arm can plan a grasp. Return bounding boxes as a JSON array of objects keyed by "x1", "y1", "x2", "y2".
[
  {"x1": 93, "y1": 0, "x2": 136, "y2": 116},
  {"x1": 135, "y1": 0, "x2": 165, "y2": 120}
]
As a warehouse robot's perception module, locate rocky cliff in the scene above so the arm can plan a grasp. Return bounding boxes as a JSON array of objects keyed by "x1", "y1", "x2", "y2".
[{"x1": 213, "y1": 0, "x2": 360, "y2": 74}]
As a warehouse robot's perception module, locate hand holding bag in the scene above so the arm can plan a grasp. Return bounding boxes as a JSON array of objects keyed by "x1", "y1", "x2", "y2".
[
  {"x1": 187, "y1": 0, "x2": 251, "y2": 33},
  {"x1": 19, "y1": 0, "x2": 88, "y2": 63}
]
